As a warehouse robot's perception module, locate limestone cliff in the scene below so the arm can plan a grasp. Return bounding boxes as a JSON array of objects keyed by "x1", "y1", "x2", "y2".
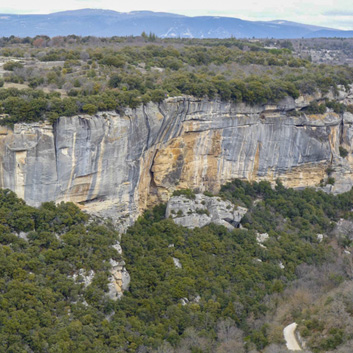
[{"x1": 1, "y1": 90, "x2": 353, "y2": 229}]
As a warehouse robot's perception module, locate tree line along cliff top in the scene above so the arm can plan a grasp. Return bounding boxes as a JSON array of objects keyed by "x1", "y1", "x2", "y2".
[{"x1": 0, "y1": 35, "x2": 353, "y2": 125}]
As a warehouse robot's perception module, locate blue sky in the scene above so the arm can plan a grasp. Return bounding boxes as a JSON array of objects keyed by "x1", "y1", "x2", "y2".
[{"x1": 0, "y1": 0, "x2": 352, "y2": 30}]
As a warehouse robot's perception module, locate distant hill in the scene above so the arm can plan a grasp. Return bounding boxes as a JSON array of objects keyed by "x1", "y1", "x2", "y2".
[{"x1": 0, "y1": 9, "x2": 352, "y2": 38}]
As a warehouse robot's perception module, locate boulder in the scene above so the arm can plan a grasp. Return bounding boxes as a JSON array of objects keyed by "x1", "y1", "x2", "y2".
[{"x1": 166, "y1": 193, "x2": 248, "y2": 230}]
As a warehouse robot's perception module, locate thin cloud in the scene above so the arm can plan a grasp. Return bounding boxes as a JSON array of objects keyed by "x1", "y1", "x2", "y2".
[{"x1": 324, "y1": 10, "x2": 353, "y2": 16}]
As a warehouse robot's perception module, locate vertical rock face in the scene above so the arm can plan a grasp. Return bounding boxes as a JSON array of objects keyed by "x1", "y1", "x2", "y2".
[{"x1": 0, "y1": 93, "x2": 352, "y2": 228}]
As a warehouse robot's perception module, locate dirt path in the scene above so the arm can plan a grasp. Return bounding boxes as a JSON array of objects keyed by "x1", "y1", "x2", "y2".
[{"x1": 283, "y1": 323, "x2": 302, "y2": 351}]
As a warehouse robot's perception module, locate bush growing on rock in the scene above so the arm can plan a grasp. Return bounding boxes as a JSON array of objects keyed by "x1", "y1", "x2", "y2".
[{"x1": 339, "y1": 146, "x2": 349, "y2": 158}]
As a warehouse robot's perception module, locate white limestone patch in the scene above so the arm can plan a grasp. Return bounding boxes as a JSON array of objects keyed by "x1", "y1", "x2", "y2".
[
  {"x1": 71, "y1": 269, "x2": 95, "y2": 287},
  {"x1": 108, "y1": 259, "x2": 131, "y2": 300},
  {"x1": 172, "y1": 257, "x2": 182, "y2": 269},
  {"x1": 166, "y1": 193, "x2": 247, "y2": 230},
  {"x1": 256, "y1": 232, "x2": 269, "y2": 244}
]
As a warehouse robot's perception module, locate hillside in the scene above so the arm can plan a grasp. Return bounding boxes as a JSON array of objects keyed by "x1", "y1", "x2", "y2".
[
  {"x1": 1, "y1": 180, "x2": 353, "y2": 352},
  {"x1": 0, "y1": 9, "x2": 352, "y2": 38}
]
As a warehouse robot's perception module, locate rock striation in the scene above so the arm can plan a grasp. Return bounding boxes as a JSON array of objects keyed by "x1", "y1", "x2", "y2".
[
  {"x1": 1, "y1": 89, "x2": 353, "y2": 228},
  {"x1": 166, "y1": 193, "x2": 248, "y2": 229}
]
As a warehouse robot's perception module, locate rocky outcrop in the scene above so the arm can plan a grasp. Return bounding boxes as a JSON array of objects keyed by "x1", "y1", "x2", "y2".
[
  {"x1": 172, "y1": 257, "x2": 182, "y2": 269},
  {"x1": 107, "y1": 242, "x2": 130, "y2": 299},
  {"x1": 256, "y1": 232, "x2": 269, "y2": 244},
  {"x1": 334, "y1": 219, "x2": 353, "y2": 240},
  {"x1": 69, "y1": 241, "x2": 131, "y2": 300},
  {"x1": 108, "y1": 259, "x2": 131, "y2": 300},
  {"x1": 166, "y1": 193, "x2": 248, "y2": 229},
  {"x1": 1, "y1": 89, "x2": 353, "y2": 228},
  {"x1": 71, "y1": 269, "x2": 95, "y2": 287}
]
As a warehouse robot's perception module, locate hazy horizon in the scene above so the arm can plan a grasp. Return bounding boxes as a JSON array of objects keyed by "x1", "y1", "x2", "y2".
[{"x1": 0, "y1": 0, "x2": 352, "y2": 30}]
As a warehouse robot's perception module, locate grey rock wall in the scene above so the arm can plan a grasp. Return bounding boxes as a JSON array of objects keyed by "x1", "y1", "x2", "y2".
[{"x1": 0, "y1": 92, "x2": 352, "y2": 230}]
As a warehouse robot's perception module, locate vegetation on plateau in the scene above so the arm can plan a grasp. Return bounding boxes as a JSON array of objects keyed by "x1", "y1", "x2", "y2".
[{"x1": 0, "y1": 35, "x2": 353, "y2": 125}]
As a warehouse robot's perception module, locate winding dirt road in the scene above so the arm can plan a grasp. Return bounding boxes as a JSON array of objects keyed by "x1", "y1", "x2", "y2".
[{"x1": 283, "y1": 323, "x2": 302, "y2": 351}]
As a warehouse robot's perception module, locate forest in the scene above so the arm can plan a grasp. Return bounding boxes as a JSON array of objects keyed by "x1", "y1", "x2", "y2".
[
  {"x1": 1, "y1": 180, "x2": 353, "y2": 352},
  {"x1": 0, "y1": 35, "x2": 353, "y2": 124}
]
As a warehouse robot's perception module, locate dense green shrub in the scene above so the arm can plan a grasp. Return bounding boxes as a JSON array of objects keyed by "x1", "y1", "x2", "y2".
[
  {"x1": 0, "y1": 189, "x2": 120, "y2": 352},
  {"x1": 339, "y1": 146, "x2": 349, "y2": 158},
  {"x1": 3, "y1": 60, "x2": 23, "y2": 71},
  {"x1": 1, "y1": 180, "x2": 353, "y2": 351},
  {"x1": 306, "y1": 101, "x2": 326, "y2": 114},
  {"x1": 100, "y1": 54, "x2": 125, "y2": 68},
  {"x1": 172, "y1": 189, "x2": 196, "y2": 199},
  {"x1": 82, "y1": 103, "x2": 98, "y2": 115}
]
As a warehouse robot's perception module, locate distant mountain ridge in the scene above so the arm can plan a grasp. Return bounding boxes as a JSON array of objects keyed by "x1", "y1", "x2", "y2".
[{"x1": 0, "y1": 9, "x2": 352, "y2": 38}]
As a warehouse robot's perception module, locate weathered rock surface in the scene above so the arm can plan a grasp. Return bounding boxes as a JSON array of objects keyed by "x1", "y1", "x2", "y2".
[
  {"x1": 334, "y1": 219, "x2": 353, "y2": 240},
  {"x1": 108, "y1": 259, "x2": 131, "y2": 300},
  {"x1": 166, "y1": 194, "x2": 248, "y2": 229},
  {"x1": 256, "y1": 232, "x2": 269, "y2": 244},
  {"x1": 69, "y1": 241, "x2": 130, "y2": 300},
  {"x1": 1, "y1": 91, "x2": 353, "y2": 228},
  {"x1": 107, "y1": 241, "x2": 130, "y2": 299},
  {"x1": 172, "y1": 257, "x2": 182, "y2": 269},
  {"x1": 71, "y1": 269, "x2": 95, "y2": 288}
]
